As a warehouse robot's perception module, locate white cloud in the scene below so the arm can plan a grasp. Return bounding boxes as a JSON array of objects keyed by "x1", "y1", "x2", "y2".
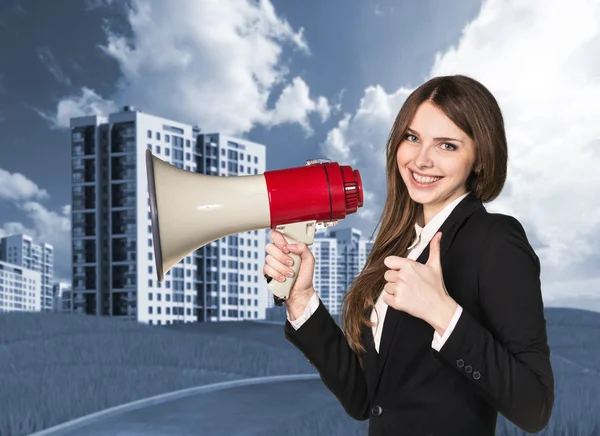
[
  {"x1": 267, "y1": 76, "x2": 331, "y2": 136},
  {"x1": 322, "y1": 0, "x2": 600, "y2": 296},
  {"x1": 37, "y1": 46, "x2": 72, "y2": 86},
  {"x1": 0, "y1": 169, "x2": 49, "y2": 201},
  {"x1": 40, "y1": 0, "x2": 330, "y2": 136},
  {"x1": 34, "y1": 87, "x2": 118, "y2": 129}
]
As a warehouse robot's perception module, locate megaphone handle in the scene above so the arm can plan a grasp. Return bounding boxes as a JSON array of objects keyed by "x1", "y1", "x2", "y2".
[
  {"x1": 266, "y1": 220, "x2": 316, "y2": 307},
  {"x1": 268, "y1": 235, "x2": 302, "y2": 306}
]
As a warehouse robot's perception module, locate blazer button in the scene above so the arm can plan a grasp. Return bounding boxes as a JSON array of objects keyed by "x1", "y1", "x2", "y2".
[
  {"x1": 456, "y1": 359, "x2": 464, "y2": 368},
  {"x1": 465, "y1": 365, "x2": 473, "y2": 373},
  {"x1": 371, "y1": 405, "x2": 383, "y2": 416},
  {"x1": 473, "y1": 371, "x2": 481, "y2": 380}
]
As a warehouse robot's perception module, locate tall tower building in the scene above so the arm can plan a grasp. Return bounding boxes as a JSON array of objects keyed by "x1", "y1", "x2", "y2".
[
  {"x1": 0, "y1": 234, "x2": 53, "y2": 310},
  {"x1": 312, "y1": 227, "x2": 373, "y2": 315},
  {"x1": 69, "y1": 106, "x2": 267, "y2": 324}
]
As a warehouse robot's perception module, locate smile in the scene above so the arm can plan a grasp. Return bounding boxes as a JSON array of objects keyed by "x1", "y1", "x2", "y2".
[{"x1": 410, "y1": 171, "x2": 443, "y2": 186}]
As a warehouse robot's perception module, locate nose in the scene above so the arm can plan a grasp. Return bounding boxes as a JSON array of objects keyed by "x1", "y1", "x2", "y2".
[{"x1": 414, "y1": 144, "x2": 433, "y2": 169}]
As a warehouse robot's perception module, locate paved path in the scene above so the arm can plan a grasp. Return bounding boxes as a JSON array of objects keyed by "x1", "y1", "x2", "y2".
[{"x1": 32, "y1": 375, "x2": 347, "y2": 436}]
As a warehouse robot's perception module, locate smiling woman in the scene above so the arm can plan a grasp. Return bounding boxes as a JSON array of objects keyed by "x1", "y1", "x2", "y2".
[{"x1": 275, "y1": 74, "x2": 554, "y2": 436}]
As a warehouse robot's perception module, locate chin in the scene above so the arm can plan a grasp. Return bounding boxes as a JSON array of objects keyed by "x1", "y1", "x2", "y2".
[{"x1": 407, "y1": 190, "x2": 437, "y2": 205}]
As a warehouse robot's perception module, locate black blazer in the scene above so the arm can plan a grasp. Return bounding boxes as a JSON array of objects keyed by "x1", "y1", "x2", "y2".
[{"x1": 284, "y1": 193, "x2": 554, "y2": 436}]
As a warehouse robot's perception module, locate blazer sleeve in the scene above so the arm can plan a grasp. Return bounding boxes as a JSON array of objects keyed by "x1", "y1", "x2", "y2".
[
  {"x1": 284, "y1": 297, "x2": 370, "y2": 421},
  {"x1": 433, "y1": 214, "x2": 554, "y2": 434}
]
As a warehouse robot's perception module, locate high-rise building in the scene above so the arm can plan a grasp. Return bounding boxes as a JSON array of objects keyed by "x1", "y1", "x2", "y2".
[
  {"x1": 52, "y1": 282, "x2": 71, "y2": 312},
  {"x1": 0, "y1": 234, "x2": 53, "y2": 310},
  {"x1": 312, "y1": 227, "x2": 373, "y2": 315},
  {"x1": 0, "y1": 260, "x2": 42, "y2": 312},
  {"x1": 69, "y1": 106, "x2": 267, "y2": 325}
]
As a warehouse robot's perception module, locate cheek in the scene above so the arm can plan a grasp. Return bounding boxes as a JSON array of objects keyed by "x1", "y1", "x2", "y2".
[
  {"x1": 445, "y1": 159, "x2": 472, "y2": 178},
  {"x1": 396, "y1": 145, "x2": 409, "y2": 165}
]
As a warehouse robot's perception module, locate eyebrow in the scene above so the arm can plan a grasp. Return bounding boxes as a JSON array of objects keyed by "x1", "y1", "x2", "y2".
[{"x1": 406, "y1": 127, "x2": 464, "y2": 143}]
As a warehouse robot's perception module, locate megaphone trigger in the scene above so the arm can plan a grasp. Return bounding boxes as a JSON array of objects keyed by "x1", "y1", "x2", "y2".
[{"x1": 266, "y1": 220, "x2": 316, "y2": 306}]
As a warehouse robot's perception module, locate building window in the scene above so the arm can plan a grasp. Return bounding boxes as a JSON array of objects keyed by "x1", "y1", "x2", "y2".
[{"x1": 147, "y1": 130, "x2": 152, "y2": 138}]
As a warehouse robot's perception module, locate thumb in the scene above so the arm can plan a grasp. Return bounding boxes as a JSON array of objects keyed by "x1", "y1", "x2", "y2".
[{"x1": 427, "y1": 232, "x2": 442, "y2": 269}]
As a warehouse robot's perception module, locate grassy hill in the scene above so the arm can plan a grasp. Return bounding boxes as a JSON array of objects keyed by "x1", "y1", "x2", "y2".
[{"x1": 0, "y1": 307, "x2": 598, "y2": 436}]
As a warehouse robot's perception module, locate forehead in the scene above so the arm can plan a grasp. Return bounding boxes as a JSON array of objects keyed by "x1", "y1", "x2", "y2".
[{"x1": 409, "y1": 101, "x2": 467, "y2": 140}]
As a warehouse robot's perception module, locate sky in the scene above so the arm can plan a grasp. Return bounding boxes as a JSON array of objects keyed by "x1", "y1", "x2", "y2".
[{"x1": 0, "y1": 0, "x2": 599, "y2": 311}]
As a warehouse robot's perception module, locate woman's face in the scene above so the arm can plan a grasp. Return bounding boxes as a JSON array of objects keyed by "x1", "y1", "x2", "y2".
[{"x1": 396, "y1": 101, "x2": 477, "y2": 220}]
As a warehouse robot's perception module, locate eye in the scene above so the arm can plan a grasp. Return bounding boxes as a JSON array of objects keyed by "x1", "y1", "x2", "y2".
[
  {"x1": 404, "y1": 133, "x2": 418, "y2": 142},
  {"x1": 440, "y1": 143, "x2": 457, "y2": 151}
]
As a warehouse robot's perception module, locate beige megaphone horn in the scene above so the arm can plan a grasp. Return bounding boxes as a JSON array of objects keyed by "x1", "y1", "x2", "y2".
[{"x1": 145, "y1": 148, "x2": 364, "y2": 306}]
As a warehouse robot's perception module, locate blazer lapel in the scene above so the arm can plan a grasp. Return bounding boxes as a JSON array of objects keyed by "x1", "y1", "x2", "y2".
[{"x1": 372, "y1": 193, "x2": 484, "y2": 394}]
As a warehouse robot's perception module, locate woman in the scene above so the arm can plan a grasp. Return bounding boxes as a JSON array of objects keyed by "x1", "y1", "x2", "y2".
[{"x1": 263, "y1": 75, "x2": 554, "y2": 436}]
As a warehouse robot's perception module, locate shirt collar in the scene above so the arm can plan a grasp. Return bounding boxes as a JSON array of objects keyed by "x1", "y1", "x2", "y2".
[{"x1": 408, "y1": 192, "x2": 471, "y2": 250}]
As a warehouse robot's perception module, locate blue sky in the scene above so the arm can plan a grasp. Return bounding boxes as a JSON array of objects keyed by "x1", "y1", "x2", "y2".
[{"x1": 0, "y1": 0, "x2": 599, "y2": 311}]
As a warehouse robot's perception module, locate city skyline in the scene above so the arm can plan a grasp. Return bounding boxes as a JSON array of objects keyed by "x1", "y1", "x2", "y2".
[{"x1": 0, "y1": 0, "x2": 599, "y2": 312}]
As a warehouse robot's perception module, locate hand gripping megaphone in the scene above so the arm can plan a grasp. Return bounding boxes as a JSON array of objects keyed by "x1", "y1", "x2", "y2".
[{"x1": 145, "y1": 148, "x2": 364, "y2": 306}]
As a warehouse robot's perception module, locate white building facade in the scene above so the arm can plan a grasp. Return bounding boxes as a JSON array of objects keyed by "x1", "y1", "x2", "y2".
[
  {"x1": 70, "y1": 106, "x2": 267, "y2": 325},
  {"x1": 312, "y1": 227, "x2": 373, "y2": 315},
  {"x1": 0, "y1": 234, "x2": 53, "y2": 311},
  {"x1": 0, "y1": 260, "x2": 42, "y2": 312}
]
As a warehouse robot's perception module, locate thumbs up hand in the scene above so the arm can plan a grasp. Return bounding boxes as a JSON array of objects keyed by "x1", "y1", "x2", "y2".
[{"x1": 382, "y1": 232, "x2": 458, "y2": 335}]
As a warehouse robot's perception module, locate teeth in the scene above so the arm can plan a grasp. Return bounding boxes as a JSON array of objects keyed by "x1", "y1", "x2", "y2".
[{"x1": 412, "y1": 172, "x2": 440, "y2": 184}]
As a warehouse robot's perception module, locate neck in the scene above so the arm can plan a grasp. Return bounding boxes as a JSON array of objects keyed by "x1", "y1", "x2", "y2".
[{"x1": 420, "y1": 191, "x2": 468, "y2": 226}]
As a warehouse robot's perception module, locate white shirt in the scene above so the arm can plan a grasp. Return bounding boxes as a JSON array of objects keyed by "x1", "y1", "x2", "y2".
[{"x1": 287, "y1": 192, "x2": 468, "y2": 353}]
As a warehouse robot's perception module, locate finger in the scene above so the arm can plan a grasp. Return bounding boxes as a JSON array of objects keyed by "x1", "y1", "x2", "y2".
[
  {"x1": 384, "y1": 255, "x2": 411, "y2": 270},
  {"x1": 265, "y1": 243, "x2": 295, "y2": 268},
  {"x1": 263, "y1": 264, "x2": 287, "y2": 283},
  {"x1": 384, "y1": 269, "x2": 400, "y2": 283},
  {"x1": 265, "y1": 253, "x2": 295, "y2": 279},
  {"x1": 383, "y1": 282, "x2": 395, "y2": 295},
  {"x1": 426, "y1": 232, "x2": 442, "y2": 269},
  {"x1": 269, "y1": 230, "x2": 291, "y2": 253}
]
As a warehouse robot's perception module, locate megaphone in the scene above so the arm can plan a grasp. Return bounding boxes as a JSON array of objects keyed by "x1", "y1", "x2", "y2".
[{"x1": 145, "y1": 148, "x2": 364, "y2": 306}]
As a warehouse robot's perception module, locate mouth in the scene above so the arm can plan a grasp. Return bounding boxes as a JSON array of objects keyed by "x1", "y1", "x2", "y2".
[{"x1": 409, "y1": 170, "x2": 444, "y2": 187}]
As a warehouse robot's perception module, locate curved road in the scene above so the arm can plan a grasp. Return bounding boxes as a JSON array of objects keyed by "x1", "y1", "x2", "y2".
[{"x1": 33, "y1": 375, "x2": 358, "y2": 436}]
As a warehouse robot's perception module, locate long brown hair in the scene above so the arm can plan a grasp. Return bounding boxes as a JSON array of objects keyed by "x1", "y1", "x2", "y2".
[{"x1": 340, "y1": 75, "x2": 508, "y2": 367}]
